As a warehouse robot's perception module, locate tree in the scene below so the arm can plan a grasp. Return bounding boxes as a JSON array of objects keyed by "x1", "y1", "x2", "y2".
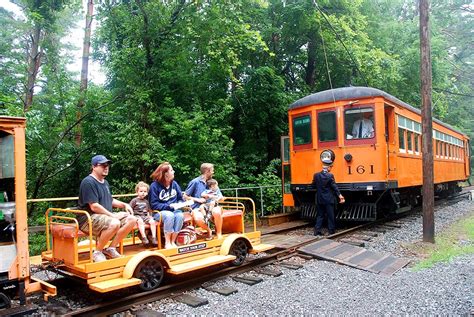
[
  {"x1": 20, "y1": 0, "x2": 74, "y2": 111},
  {"x1": 232, "y1": 67, "x2": 289, "y2": 178},
  {"x1": 0, "y1": 7, "x2": 27, "y2": 115},
  {"x1": 75, "y1": 0, "x2": 94, "y2": 146}
]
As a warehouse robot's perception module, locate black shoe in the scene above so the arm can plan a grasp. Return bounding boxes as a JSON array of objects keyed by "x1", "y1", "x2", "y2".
[
  {"x1": 328, "y1": 230, "x2": 335, "y2": 235},
  {"x1": 314, "y1": 230, "x2": 322, "y2": 236}
]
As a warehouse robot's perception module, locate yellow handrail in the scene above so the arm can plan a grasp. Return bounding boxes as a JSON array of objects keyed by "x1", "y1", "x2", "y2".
[
  {"x1": 29, "y1": 193, "x2": 135, "y2": 203},
  {"x1": 220, "y1": 197, "x2": 257, "y2": 232}
]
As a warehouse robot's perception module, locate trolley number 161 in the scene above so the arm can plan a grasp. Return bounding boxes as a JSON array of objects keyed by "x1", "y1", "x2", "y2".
[{"x1": 348, "y1": 165, "x2": 374, "y2": 175}]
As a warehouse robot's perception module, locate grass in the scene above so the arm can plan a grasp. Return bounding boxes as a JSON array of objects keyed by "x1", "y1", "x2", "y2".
[{"x1": 408, "y1": 211, "x2": 474, "y2": 271}]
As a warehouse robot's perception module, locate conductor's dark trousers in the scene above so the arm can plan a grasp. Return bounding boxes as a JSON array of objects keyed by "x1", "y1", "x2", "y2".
[{"x1": 315, "y1": 203, "x2": 335, "y2": 234}]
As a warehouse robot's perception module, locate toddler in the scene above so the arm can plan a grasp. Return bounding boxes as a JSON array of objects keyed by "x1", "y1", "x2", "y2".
[
  {"x1": 200, "y1": 179, "x2": 223, "y2": 224},
  {"x1": 129, "y1": 181, "x2": 158, "y2": 247}
]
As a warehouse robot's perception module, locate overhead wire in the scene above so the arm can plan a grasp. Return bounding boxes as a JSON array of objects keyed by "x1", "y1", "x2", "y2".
[
  {"x1": 312, "y1": 0, "x2": 369, "y2": 87},
  {"x1": 318, "y1": 17, "x2": 336, "y2": 104}
]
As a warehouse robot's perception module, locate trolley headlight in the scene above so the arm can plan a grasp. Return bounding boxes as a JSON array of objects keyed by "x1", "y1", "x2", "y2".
[{"x1": 320, "y1": 149, "x2": 335, "y2": 163}]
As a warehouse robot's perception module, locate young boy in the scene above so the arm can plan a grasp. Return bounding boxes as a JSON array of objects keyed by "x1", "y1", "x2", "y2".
[
  {"x1": 199, "y1": 179, "x2": 224, "y2": 225},
  {"x1": 129, "y1": 181, "x2": 158, "y2": 247}
]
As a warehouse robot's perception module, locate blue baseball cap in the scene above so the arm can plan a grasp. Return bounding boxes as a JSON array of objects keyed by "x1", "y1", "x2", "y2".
[{"x1": 91, "y1": 155, "x2": 112, "y2": 166}]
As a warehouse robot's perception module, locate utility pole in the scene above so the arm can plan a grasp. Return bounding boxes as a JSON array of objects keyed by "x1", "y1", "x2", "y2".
[{"x1": 420, "y1": 0, "x2": 435, "y2": 243}]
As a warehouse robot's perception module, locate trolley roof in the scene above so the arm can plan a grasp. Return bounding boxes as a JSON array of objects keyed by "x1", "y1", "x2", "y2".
[{"x1": 289, "y1": 86, "x2": 468, "y2": 137}]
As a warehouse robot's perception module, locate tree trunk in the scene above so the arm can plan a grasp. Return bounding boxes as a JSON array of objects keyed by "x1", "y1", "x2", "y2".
[
  {"x1": 305, "y1": 35, "x2": 317, "y2": 89},
  {"x1": 75, "y1": 0, "x2": 94, "y2": 146},
  {"x1": 24, "y1": 25, "x2": 42, "y2": 112},
  {"x1": 136, "y1": 0, "x2": 153, "y2": 69}
]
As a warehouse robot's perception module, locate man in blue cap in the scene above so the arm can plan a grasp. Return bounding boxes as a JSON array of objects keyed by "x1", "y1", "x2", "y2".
[
  {"x1": 78, "y1": 155, "x2": 137, "y2": 262},
  {"x1": 312, "y1": 158, "x2": 345, "y2": 236}
]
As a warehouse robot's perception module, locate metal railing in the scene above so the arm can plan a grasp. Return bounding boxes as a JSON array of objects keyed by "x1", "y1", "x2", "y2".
[
  {"x1": 27, "y1": 184, "x2": 283, "y2": 218},
  {"x1": 220, "y1": 185, "x2": 281, "y2": 217}
]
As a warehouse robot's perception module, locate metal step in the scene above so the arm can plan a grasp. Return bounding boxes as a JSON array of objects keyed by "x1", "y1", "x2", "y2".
[
  {"x1": 336, "y1": 203, "x2": 377, "y2": 221},
  {"x1": 168, "y1": 255, "x2": 236, "y2": 274},
  {"x1": 300, "y1": 203, "x2": 317, "y2": 219}
]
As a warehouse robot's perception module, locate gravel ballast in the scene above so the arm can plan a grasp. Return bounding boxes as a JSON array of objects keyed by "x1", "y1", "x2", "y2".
[{"x1": 152, "y1": 199, "x2": 474, "y2": 316}]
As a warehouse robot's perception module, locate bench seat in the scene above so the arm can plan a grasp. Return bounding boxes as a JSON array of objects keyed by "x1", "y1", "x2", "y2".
[{"x1": 50, "y1": 220, "x2": 162, "y2": 265}]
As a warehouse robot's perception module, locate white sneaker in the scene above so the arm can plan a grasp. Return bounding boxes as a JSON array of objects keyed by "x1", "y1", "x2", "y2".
[
  {"x1": 165, "y1": 243, "x2": 172, "y2": 249},
  {"x1": 102, "y1": 247, "x2": 122, "y2": 259},
  {"x1": 93, "y1": 250, "x2": 107, "y2": 262}
]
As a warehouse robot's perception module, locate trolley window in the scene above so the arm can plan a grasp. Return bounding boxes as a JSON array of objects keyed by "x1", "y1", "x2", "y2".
[
  {"x1": 407, "y1": 131, "x2": 413, "y2": 152},
  {"x1": 283, "y1": 165, "x2": 291, "y2": 194},
  {"x1": 345, "y1": 108, "x2": 375, "y2": 140},
  {"x1": 292, "y1": 115, "x2": 312, "y2": 147},
  {"x1": 282, "y1": 136, "x2": 290, "y2": 163},
  {"x1": 399, "y1": 128, "x2": 406, "y2": 151},
  {"x1": 317, "y1": 111, "x2": 337, "y2": 142},
  {"x1": 414, "y1": 134, "x2": 420, "y2": 153}
]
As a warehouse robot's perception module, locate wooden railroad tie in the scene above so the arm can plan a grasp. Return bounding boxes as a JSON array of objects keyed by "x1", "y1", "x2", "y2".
[
  {"x1": 232, "y1": 275, "x2": 263, "y2": 285},
  {"x1": 204, "y1": 286, "x2": 238, "y2": 296},
  {"x1": 278, "y1": 262, "x2": 303, "y2": 270},
  {"x1": 175, "y1": 294, "x2": 209, "y2": 307},
  {"x1": 339, "y1": 239, "x2": 365, "y2": 247},
  {"x1": 254, "y1": 268, "x2": 283, "y2": 277}
]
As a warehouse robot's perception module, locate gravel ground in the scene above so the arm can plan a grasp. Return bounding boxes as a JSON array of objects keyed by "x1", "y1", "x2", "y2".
[
  {"x1": 147, "y1": 199, "x2": 474, "y2": 316},
  {"x1": 366, "y1": 199, "x2": 474, "y2": 258}
]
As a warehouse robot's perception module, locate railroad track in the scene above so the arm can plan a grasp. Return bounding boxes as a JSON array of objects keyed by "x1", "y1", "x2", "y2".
[
  {"x1": 61, "y1": 221, "x2": 414, "y2": 316},
  {"x1": 30, "y1": 191, "x2": 471, "y2": 316}
]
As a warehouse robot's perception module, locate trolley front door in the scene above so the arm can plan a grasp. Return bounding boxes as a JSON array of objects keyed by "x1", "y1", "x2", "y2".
[
  {"x1": 384, "y1": 105, "x2": 397, "y2": 180},
  {"x1": 466, "y1": 140, "x2": 471, "y2": 177},
  {"x1": 281, "y1": 136, "x2": 294, "y2": 208}
]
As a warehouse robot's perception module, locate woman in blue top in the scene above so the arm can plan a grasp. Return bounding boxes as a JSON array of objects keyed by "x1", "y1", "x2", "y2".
[{"x1": 149, "y1": 162, "x2": 185, "y2": 249}]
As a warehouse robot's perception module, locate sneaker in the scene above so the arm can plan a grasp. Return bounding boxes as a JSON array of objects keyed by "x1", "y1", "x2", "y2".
[
  {"x1": 102, "y1": 247, "x2": 122, "y2": 259},
  {"x1": 141, "y1": 236, "x2": 149, "y2": 247},
  {"x1": 205, "y1": 232, "x2": 213, "y2": 241},
  {"x1": 92, "y1": 250, "x2": 107, "y2": 263},
  {"x1": 314, "y1": 230, "x2": 322, "y2": 236},
  {"x1": 150, "y1": 237, "x2": 158, "y2": 247}
]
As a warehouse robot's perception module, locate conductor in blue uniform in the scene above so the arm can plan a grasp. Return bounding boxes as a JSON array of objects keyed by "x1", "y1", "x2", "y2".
[{"x1": 312, "y1": 158, "x2": 345, "y2": 236}]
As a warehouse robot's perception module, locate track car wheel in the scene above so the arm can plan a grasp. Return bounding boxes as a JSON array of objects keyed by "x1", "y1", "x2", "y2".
[
  {"x1": 229, "y1": 239, "x2": 248, "y2": 266},
  {"x1": 133, "y1": 257, "x2": 165, "y2": 291},
  {"x1": 0, "y1": 292, "x2": 11, "y2": 309}
]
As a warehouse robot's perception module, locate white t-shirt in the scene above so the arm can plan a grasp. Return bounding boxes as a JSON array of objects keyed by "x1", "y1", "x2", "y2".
[{"x1": 352, "y1": 119, "x2": 374, "y2": 138}]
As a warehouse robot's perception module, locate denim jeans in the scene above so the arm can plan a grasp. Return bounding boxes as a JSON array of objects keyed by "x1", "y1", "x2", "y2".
[{"x1": 156, "y1": 210, "x2": 184, "y2": 233}]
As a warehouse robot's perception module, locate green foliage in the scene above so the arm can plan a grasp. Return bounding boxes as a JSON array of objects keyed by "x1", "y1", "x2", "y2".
[
  {"x1": 0, "y1": 0, "x2": 472, "y2": 213},
  {"x1": 232, "y1": 67, "x2": 289, "y2": 180},
  {"x1": 29, "y1": 232, "x2": 46, "y2": 256},
  {"x1": 248, "y1": 159, "x2": 283, "y2": 215},
  {"x1": 0, "y1": 8, "x2": 27, "y2": 114}
]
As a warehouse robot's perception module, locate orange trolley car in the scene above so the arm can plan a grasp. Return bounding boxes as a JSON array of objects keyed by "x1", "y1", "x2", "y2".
[{"x1": 281, "y1": 87, "x2": 470, "y2": 221}]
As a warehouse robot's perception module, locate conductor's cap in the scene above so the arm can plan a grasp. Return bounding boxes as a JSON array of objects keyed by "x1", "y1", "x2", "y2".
[{"x1": 322, "y1": 158, "x2": 333, "y2": 165}]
